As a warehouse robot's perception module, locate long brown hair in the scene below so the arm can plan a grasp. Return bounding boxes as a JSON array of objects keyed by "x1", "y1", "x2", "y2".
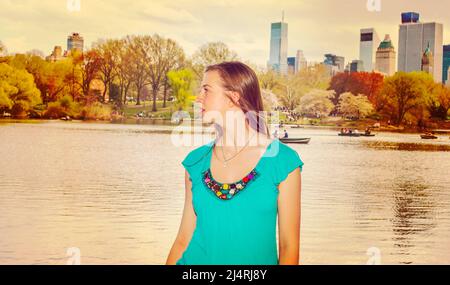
[{"x1": 205, "y1": 61, "x2": 270, "y2": 138}]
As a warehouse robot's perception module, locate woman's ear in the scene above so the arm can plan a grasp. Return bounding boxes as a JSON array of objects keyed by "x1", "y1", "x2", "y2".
[{"x1": 228, "y1": 91, "x2": 241, "y2": 107}]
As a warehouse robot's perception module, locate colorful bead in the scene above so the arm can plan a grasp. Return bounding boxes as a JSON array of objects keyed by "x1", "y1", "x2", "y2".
[{"x1": 202, "y1": 168, "x2": 258, "y2": 201}]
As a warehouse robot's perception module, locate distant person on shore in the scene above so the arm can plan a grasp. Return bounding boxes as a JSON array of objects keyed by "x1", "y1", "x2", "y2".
[{"x1": 273, "y1": 129, "x2": 279, "y2": 139}]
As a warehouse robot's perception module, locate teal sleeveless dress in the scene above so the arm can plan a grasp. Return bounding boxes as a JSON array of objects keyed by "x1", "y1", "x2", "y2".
[{"x1": 176, "y1": 138, "x2": 304, "y2": 265}]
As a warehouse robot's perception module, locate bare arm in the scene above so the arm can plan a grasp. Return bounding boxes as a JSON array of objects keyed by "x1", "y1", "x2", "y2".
[
  {"x1": 165, "y1": 170, "x2": 197, "y2": 265},
  {"x1": 277, "y1": 168, "x2": 301, "y2": 265}
]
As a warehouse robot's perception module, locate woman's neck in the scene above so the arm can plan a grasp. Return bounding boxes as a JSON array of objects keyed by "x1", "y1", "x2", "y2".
[{"x1": 215, "y1": 112, "x2": 268, "y2": 150}]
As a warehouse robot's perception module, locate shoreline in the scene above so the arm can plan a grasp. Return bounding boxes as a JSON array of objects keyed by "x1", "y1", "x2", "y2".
[{"x1": 2, "y1": 117, "x2": 450, "y2": 135}]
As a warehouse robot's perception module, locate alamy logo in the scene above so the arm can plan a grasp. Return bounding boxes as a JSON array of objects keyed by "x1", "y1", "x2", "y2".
[
  {"x1": 366, "y1": 0, "x2": 381, "y2": 12},
  {"x1": 66, "y1": 247, "x2": 81, "y2": 265},
  {"x1": 67, "y1": 0, "x2": 81, "y2": 12}
]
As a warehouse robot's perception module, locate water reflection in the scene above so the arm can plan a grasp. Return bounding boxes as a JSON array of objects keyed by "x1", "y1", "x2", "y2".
[
  {"x1": 390, "y1": 178, "x2": 437, "y2": 264},
  {"x1": 0, "y1": 122, "x2": 449, "y2": 264},
  {"x1": 362, "y1": 141, "x2": 450, "y2": 152}
]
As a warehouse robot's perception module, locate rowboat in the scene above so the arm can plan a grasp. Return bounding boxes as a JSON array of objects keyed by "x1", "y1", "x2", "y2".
[
  {"x1": 290, "y1": 125, "x2": 304, "y2": 129},
  {"x1": 279, "y1": 138, "x2": 311, "y2": 144},
  {"x1": 338, "y1": 133, "x2": 361, "y2": 137},
  {"x1": 420, "y1": 134, "x2": 438, "y2": 139}
]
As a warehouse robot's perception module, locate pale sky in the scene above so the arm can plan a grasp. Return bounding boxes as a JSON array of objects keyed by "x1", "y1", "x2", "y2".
[{"x1": 1, "y1": 0, "x2": 450, "y2": 68}]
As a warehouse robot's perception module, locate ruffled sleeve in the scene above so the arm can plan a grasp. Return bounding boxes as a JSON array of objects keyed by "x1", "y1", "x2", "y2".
[
  {"x1": 181, "y1": 141, "x2": 214, "y2": 182},
  {"x1": 273, "y1": 142, "x2": 304, "y2": 186}
]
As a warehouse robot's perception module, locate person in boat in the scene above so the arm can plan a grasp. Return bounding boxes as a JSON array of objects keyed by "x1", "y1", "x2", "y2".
[
  {"x1": 348, "y1": 129, "x2": 353, "y2": 134},
  {"x1": 283, "y1": 129, "x2": 289, "y2": 138},
  {"x1": 365, "y1": 127, "x2": 371, "y2": 135}
]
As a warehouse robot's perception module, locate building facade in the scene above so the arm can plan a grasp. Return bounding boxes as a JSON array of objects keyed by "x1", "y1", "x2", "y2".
[
  {"x1": 67, "y1": 32, "x2": 84, "y2": 53},
  {"x1": 268, "y1": 21, "x2": 288, "y2": 75},
  {"x1": 359, "y1": 28, "x2": 380, "y2": 72},
  {"x1": 443, "y1": 45, "x2": 450, "y2": 84},
  {"x1": 375, "y1": 34, "x2": 396, "y2": 76},
  {"x1": 324, "y1": 54, "x2": 345, "y2": 76},
  {"x1": 398, "y1": 12, "x2": 443, "y2": 82}
]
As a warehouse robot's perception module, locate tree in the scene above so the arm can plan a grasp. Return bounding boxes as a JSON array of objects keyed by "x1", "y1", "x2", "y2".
[
  {"x1": 274, "y1": 74, "x2": 302, "y2": 113},
  {"x1": 0, "y1": 41, "x2": 6, "y2": 57},
  {"x1": 141, "y1": 35, "x2": 185, "y2": 111},
  {"x1": 191, "y1": 42, "x2": 238, "y2": 79},
  {"x1": 434, "y1": 85, "x2": 450, "y2": 119},
  {"x1": 112, "y1": 38, "x2": 133, "y2": 106},
  {"x1": 127, "y1": 35, "x2": 148, "y2": 106},
  {"x1": 167, "y1": 68, "x2": 196, "y2": 111},
  {"x1": 78, "y1": 50, "x2": 102, "y2": 100},
  {"x1": 329, "y1": 71, "x2": 384, "y2": 110},
  {"x1": 296, "y1": 89, "x2": 335, "y2": 118},
  {"x1": 93, "y1": 39, "x2": 117, "y2": 102},
  {"x1": 379, "y1": 72, "x2": 432, "y2": 126},
  {"x1": 338, "y1": 92, "x2": 374, "y2": 119},
  {"x1": 258, "y1": 69, "x2": 280, "y2": 91},
  {"x1": 0, "y1": 63, "x2": 41, "y2": 118}
]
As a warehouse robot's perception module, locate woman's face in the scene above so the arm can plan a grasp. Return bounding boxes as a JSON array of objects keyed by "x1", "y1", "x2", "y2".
[{"x1": 196, "y1": 70, "x2": 236, "y2": 124}]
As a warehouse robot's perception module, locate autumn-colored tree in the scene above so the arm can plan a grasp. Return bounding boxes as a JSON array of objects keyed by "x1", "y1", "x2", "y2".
[
  {"x1": 329, "y1": 71, "x2": 384, "y2": 110},
  {"x1": 111, "y1": 38, "x2": 133, "y2": 106},
  {"x1": 93, "y1": 39, "x2": 117, "y2": 102},
  {"x1": 379, "y1": 72, "x2": 434, "y2": 126},
  {"x1": 0, "y1": 41, "x2": 6, "y2": 57}
]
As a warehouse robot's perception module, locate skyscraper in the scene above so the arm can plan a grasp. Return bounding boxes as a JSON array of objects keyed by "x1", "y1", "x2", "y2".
[
  {"x1": 268, "y1": 14, "x2": 288, "y2": 75},
  {"x1": 350, "y1": 60, "x2": 364, "y2": 73},
  {"x1": 67, "y1": 32, "x2": 84, "y2": 53},
  {"x1": 375, "y1": 34, "x2": 396, "y2": 76},
  {"x1": 323, "y1": 54, "x2": 345, "y2": 76},
  {"x1": 398, "y1": 12, "x2": 443, "y2": 82},
  {"x1": 443, "y1": 45, "x2": 450, "y2": 84},
  {"x1": 296, "y1": 50, "x2": 307, "y2": 71},
  {"x1": 287, "y1": 57, "x2": 296, "y2": 74},
  {"x1": 359, "y1": 28, "x2": 380, "y2": 72}
]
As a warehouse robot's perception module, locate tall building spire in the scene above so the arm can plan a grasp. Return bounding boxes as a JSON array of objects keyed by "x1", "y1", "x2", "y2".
[{"x1": 282, "y1": 10, "x2": 284, "y2": 23}]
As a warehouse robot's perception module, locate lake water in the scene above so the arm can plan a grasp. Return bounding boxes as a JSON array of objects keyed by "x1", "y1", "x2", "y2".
[{"x1": 0, "y1": 121, "x2": 449, "y2": 264}]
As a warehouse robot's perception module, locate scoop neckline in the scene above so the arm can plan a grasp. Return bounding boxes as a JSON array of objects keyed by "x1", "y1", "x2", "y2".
[{"x1": 206, "y1": 138, "x2": 277, "y2": 185}]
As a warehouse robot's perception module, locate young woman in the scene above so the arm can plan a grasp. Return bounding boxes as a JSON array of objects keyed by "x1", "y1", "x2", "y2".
[{"x1": 166, "y1": 61, "x2": 304, "y2": 265}]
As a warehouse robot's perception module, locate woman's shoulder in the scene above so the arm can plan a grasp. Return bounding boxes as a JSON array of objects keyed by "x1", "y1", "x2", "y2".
[
  {"x1": 181, "y1": 140, "x2": 214, "y2": 168},
  {"x1": 266, "y1": 139, "x2": 304, "y2": 185},
  {"x1": 269, "y1": 139, "x2": 300, "y2": 159}
]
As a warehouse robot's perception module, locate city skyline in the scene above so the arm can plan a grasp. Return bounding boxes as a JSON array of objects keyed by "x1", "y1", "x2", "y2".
[{"x1": 1, "y1": 0, "x2": 450, "y2": 68}]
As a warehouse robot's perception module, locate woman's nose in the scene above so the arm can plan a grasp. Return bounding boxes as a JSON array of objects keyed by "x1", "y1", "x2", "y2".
[{"x1": 195, "y1": 94, "x2": 204, "y2": 104}]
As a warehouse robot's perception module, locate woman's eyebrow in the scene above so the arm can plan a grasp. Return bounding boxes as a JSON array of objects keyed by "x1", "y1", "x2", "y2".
[{"x1": 202, "y1": 84, "x2": 212, "y2": 88}]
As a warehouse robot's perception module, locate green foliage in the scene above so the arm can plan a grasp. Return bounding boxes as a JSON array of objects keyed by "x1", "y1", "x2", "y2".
[
  {"x1": 0, "y1": 62, "x2": 42, "y2": 118},
  {"x1": 380, "y1": 72, "x2": 434, "y2": 126},
  {"x1": 167, "y1": 68, "x2": 196, "y2": 111}
]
